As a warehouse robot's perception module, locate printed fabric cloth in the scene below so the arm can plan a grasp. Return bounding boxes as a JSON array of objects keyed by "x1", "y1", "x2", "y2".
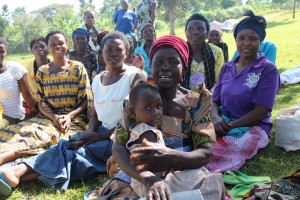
[
  {"x1": 0, "y1": 61, "x2": 91, "y2": 153},
  {"x1": 206, "y1": 126, "x2": 269, "y2": 173}
]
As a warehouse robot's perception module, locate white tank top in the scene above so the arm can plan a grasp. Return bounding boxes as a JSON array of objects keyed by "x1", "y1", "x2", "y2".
[{"x1": 92, "y1": 65, "x2": 140, "y2": 129}]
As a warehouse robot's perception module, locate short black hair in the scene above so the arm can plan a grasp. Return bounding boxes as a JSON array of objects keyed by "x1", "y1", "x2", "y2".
[
  {"x1": 45, "y1": 30, "x2": 68, "y2": 45},
  {"x1": 141, "y1": 24, "x2": 155, "y2": 35},
  {"x1": 100, "y1": 31, "x2": 130, "y2": 52},
  {"x1": 30, "y1": 37, "x2": 46, "y2": 50},
  {"x1": 129, "y1": 83, "x2": 159, "y2": 109},
  {"x1": 185, "y1": 13, "x2": 210, "y2": 33},
  {"x1": 83, "y1": 10, "x2": 95, "y2": 18},
  {"x1": 0, "y1": 37, "x2": 8, "y2": 48}
]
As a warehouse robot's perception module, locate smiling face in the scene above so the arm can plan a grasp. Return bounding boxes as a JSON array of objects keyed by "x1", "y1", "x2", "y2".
[
  {"x1": 236, "y1": 29, "x2": 260, "y2": 60},
  {"x1": 48, "y1": 34, "x2": 68, "y2": 59},
  {"x1": 32, "y1": 40, "x2": 48, "y2": 60},
  {"x1": 84, "y1": 11, "x2": 95, "y2": 26},
  {"x1": 102, "y1": 38, "x2": 127, "y2": 69},
  {"x1": 208, "y1": 30, "x2": 222, "y2": 45},
  {"x1": 186, "y1": 20, "x2": 207, "y2": 45},
  {"x1": 132, "y1": 88, "x2": 163, "y2": 128},
  {"x1": 73, "y1": 34, "x2": 88, "y2": 50},
  {"x1": 142, "y1": 26, "x2": 155, "y2": 43},
  {"x1": 0, "y1": 44, "x2": 7, "y2": 65},
  {"x1": 151, "y1": 48, "x2": 183, "y2": 89}
]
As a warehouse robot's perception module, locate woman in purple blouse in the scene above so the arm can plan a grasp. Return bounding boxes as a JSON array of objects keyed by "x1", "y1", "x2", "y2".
[{"x1": 206, "y1": 10, "x2": 280, "y2": 173}]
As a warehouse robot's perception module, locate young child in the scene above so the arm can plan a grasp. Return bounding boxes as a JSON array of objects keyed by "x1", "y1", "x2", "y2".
[
  {"x1": 208, "y1": 20, "x2": 229, "y2": 62},
  {"x1": 127, "y1": 83, "x2": 166, "y2": 197}
]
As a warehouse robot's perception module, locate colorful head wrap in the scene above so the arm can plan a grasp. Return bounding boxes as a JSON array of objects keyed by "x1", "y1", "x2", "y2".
[
  {"x1": 72, "y1": 28, "x2": 90, "y2": 41},
  {"x1": 210, "y1": 20, "x2": 222, "y2": 34},
  {"x1": 150, "y1": 35, "x2": 189, "y2": 66},
  {"x1": 234, "y1": 10, "x2": 267, "y2": 43},
  {"x1": 97, "y1": 31, "x2": 109, "y2": 46}
]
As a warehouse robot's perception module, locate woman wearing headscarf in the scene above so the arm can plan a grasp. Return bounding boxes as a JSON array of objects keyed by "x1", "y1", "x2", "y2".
[
  {"x1": 68, "y1": 28, "x2": 98, "y2": 83},
  {"x1": 88, "y1": 35, "x2": 224, "y2": 200},
  {"x1": 208, "y1": 21, "x2": 229, "y2": 62},
  {"x1": 182, "y1": 13, "x2": 224, "y2": 92},
  {"x1": 136, "y1": 0, "x2": 157, "y2": 46},
  {"x1": 206, "y1": 10, "x2": 280, "y2": 173}
]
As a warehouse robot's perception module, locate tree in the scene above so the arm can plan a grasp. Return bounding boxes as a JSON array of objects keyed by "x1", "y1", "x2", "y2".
[
  {"x1": 0, "y1": 5, "x2": 9, "y2": 37},
  {"x1": 221, "y1": 0, "x2": 237, "y2": 9},
  {"x1": 158, "y1": 0, "x2": 190, "y2": 35},
  {"x1": 273, "y1": 0, "x2": 286, "y2": 9},
  {"x1": 12, "y1": 7, "x2": 26, "y2": 17}
]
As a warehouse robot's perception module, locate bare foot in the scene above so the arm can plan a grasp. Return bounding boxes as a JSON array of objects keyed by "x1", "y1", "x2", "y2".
[{"x1": 0, "y1": 168, "x2": 20, "y2": 187}]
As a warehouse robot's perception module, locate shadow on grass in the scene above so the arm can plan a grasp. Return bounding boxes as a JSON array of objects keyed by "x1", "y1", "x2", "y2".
[{"x1": 268, "y1": 19, "x2": 295, "y2": 29}]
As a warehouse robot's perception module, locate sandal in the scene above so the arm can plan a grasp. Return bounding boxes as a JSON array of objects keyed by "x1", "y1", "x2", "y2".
[
  {"x1": 223, "y1": 170, "x2": 270, "y2": 185},
  {"x1": 0, "y1": 172, "x2": 12, "y2": 197},
  {"x1": 227, "y1": 184, "x2": 254, "y2": 200},
  {"x1": 15, "y1": 148, "x2": 45, "y2": 155}
]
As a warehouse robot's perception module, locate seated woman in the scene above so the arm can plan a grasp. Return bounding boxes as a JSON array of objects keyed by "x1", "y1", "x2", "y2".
[
  {"x1": 0, "y1": 30, "x2": 91, "y2": 163},
  {"x1": 0, "y1": 31, "x2": 146, "y2": 197},
  {"x1": 182, "y1": 13, "x2": 224, "y2": 92},
  {"x1": 68, "y1": 28, "x2": 98, "y2": 83},
  {"x1": 206, "y1": 10, "x2": 280, "y2": 173},
  {"x1": 0, "y1": 37, "x2": 36, "y2": 130},
  {"x1": 110, "y1": 35, "x2": 224, "y2": 199},
  {"x1": 208, "y1": 21, "x2": 228, "y2": 62}
]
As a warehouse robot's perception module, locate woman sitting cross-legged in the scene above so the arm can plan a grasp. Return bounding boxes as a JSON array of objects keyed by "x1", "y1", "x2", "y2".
[
  {"x1": 0, "y1": 31, "x2": 146, "y2": 197},
  {"x1": 96, "y1": 35, "x2": 225, "y2": 200},
  {"x1": 206, "y1": 10, "x2": 280, "y2": 173},
  {"x1": 0, "y1": 30, "x2": 91, "y2": 164}
]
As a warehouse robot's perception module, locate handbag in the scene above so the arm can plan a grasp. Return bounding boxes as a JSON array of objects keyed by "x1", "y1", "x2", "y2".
[{"x1": 275, "y1": 103, "x2": 300, "y2": 151}]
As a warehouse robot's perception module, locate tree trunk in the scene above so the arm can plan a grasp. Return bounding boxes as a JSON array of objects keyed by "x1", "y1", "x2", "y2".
[
  {"x1": 293, "y1": 0, "x2": 296, "y2": 19},
  {"x1": 168, "y1": 3, "x2": 175, "y2": 35}
]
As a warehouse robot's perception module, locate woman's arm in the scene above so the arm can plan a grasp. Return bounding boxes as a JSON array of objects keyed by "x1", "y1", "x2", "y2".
[
  {"x1": 18, "y1": 74, "x2": 36, "y2": 109},
  {"x1": 230, "y1": 104, "x2": 269, "y2": 128}
]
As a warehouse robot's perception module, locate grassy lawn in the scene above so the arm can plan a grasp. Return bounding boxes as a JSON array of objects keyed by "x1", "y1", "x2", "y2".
[{"x1": 4, "y1": 10, "x2": 300, "y2": 200}]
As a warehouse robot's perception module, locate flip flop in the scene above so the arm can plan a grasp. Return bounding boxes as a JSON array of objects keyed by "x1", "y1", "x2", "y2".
[
  {"x1": 227, "y1": 184, "x2": 254, "y2": 200},
  {"x1": 223, "y1": 170, "x2": 271, "y2": 185},
  {"x1": 15, "y1": 148, "x2": 45, "y2": 155},
  {"x1": 0, "y1": 171, "x2": 12, "y2": 197}
]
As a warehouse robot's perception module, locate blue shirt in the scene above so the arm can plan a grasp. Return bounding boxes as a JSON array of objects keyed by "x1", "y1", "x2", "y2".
[
  {"x1": 113, "y1": 9, "x2": 137, "y2": 35},
  {"x1": 232, "y1": 40, "x2": 277, "y2": 64},
  {"x1": 134, "y1": 44, "x2": 151, "y2": 77}
]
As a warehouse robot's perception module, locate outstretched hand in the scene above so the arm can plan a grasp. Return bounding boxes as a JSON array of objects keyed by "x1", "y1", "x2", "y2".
[{"x1": 130, "y1": 139, "x2": 175, "y2": 172}]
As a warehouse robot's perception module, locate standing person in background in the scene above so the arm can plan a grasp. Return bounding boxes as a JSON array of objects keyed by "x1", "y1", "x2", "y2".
[
  {"x1": 134, "y1": 24, "x2": 155, "y2": 83},
  {"x1": 182, "y1": 13, "x2": 224, "y2": 92},
  {"x1": 68, "y1": 28, "x2": 98, "y2": 83},
  {"x1": 113, "y1": 0, "x2": 137, "y2": 35},
  {"x1": 136, "y1": 0, "x2": 157, "y2": 46},
  {"x1": 82, "y1": 10, "x2": 100, "y2": 53},
  {"x1": 208, "y1": 21, "x2": 228, "y2": 62},
  {"x1": 0, "y1": 37, "x2": 36, "y2": 130},
  {"x1": 232, "y1": 39, "x2": 277, "y2": 63}
]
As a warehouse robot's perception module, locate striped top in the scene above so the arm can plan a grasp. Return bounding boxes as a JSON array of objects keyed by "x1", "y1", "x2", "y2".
[
  {"x1": 36, "y1": 61, "x2": 92, "y2": 115},
  {"x1": 0, "y1": 61, "x2": 27, "y2": 119}
]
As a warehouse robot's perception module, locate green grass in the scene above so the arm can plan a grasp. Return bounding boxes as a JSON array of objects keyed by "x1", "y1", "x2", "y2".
[{"x1": 4, "y1": 10, "x2": 300, "y2": 200}]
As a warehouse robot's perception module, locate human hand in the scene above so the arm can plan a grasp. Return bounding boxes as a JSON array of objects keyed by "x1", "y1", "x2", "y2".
[
  {"x1": 132, "y1": 53, "x2": 144, "y2": 70},
  {"x1": 130, "y1": 139, "x2": 174, "y2": 172},
  {"x1": 59, "y1": 114, "x2": 72, "y2": 133},
  {"x1": 52, "y1": 115, "x2": 65, "y2": 133},
  {"x1": 145, "y1": 176, "x2": 172, "y2": 200},
  {"x1": 211, "y1": 115, "x2": 232, "y2": 137},
  {"x1": 70, "y1": 131, "x2": 102, "y2": 150}
]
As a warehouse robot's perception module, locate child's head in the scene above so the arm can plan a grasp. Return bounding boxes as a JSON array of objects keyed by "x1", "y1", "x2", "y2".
[
  {"x1": 129, "y1": 83, "x2": 162, "y2": 128},
  {"x1": 208, "y1": 21, "x2": 223, "y2": 45}
]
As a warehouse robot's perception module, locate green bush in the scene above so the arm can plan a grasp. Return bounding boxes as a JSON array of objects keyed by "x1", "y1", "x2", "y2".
[{"x1": 155, "y1": 20, "x2": 166, "y2": 30}]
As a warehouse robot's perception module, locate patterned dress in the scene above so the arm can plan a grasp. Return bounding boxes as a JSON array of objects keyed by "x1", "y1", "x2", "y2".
[
  {"x1": 136, "y1": 0, "x2": 157, "y2": 45},
  {"x1": 0, "y1": 61, "x2": 91, "y2": 153},
  {"x1": 68, "y1": 51, "x2": 98, "y2": 83}
]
